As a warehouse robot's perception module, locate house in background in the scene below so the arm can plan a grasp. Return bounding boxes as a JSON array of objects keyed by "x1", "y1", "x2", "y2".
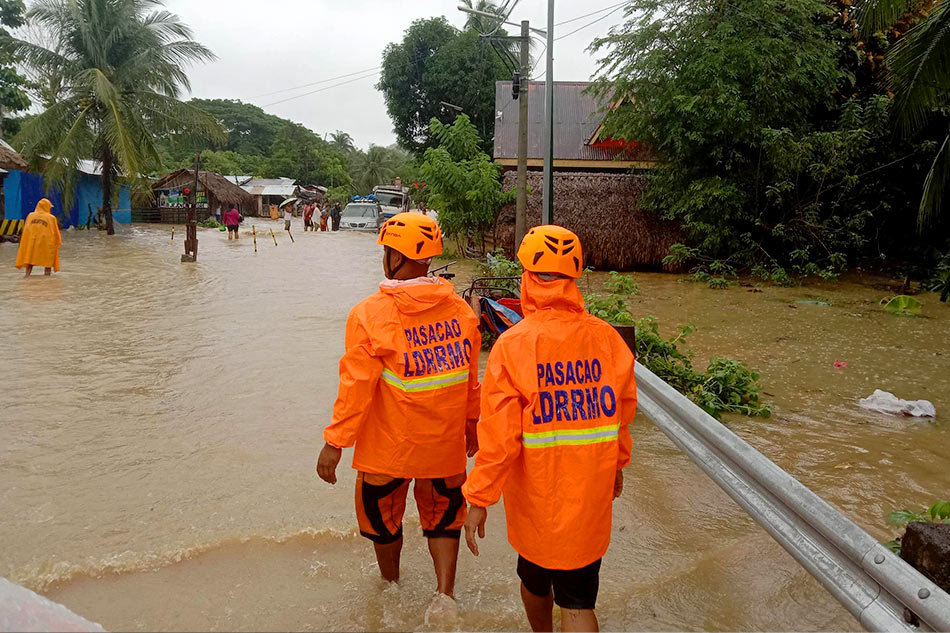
[
  {"x1": 492, "y1": 80, "x2": 680, "y2": 270},
  {"x1": 1, "y1": 145, "x2": 133, "y2": 229},
  {"x1": 140, "y1": 169, "x2": 254, "y2": 223},
  {"x1": 240, "y1": 177, "x2": 298, "y2": 216}
]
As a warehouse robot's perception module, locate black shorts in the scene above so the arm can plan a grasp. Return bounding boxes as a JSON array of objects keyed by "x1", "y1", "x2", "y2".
[
  {"x1": 227, "y1": 225, "x2": 239, "y2": 232},
  {"x1": 517, "y1": 555, "x2": 602, "y2": 610}
]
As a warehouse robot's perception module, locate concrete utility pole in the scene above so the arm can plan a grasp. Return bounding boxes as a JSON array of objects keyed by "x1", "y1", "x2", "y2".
[
  {"x1": 515, "y1": 20, "x2": 530, "y2": 246},
  {"x1": 542, "y1": 0, "x2": 555, "y2": 225}
]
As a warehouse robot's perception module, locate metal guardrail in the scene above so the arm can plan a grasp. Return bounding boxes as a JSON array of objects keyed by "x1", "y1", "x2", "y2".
[{"x1": 634, "y1": 361, "x2": 950, "y2": 632}]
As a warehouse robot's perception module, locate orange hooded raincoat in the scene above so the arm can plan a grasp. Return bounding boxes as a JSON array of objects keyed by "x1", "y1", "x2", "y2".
[
  {"x1": 15, "y1": 199, "x2": 62, "y2": 271},
  {"x1": 324, "y1": 277, "x2": 481, "y2": 478},
  {"x1": 462, "y1": 273, "x2": 637, "y2": 570}
]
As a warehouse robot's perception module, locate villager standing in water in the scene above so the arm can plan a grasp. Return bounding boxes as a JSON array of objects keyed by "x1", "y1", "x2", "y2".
[{"x1": 15, "y1": 199, "x2": 62, "y2": 277}]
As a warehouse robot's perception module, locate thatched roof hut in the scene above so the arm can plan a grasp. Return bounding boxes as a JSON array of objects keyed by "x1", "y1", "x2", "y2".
[
  {"x1": 496, "y1": 171, "x2": 683, "y2": 270},
  {"x1": 153, "y1": 169, "x2": 254, "y2": 209},
  {"x1": 0, "y1": 139, "x2": 28, "y2": 171}
]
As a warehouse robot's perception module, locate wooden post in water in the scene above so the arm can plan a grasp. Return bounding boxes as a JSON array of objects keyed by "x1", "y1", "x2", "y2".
[
  {"x1": 182, "y1": 153, "x2": 200, "y2": 263},
  {"x1": 252, "y1": 225, "x2": 257, "y2": 252}
]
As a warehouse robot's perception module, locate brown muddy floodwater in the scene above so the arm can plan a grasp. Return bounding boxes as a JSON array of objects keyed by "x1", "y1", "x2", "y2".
[{"x1": 1, "y1": 222, "x2": 948, "y2": 632}]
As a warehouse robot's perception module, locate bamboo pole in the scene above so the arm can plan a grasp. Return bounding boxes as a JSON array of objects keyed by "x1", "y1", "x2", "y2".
[
  {"x1": 171, "y1": 226, "x2": 174, "y2": 243},
  {"x1": 252, "y1": 225, "x2": 257, "y2": 252},
  {"x1": 270, "y1": 227, "x2": 277, "y2": 246}
]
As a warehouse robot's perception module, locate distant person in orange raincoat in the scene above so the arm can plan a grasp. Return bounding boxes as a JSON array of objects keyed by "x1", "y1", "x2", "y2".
[
  {"x1": 316, "y1": 212, "x2": 481, "y2": 622},
  {"x1": 15, "y1": 199, "x2": 62, "y2": 277},
  {"x1": 462, "y1": 225, "x2": 638, "y2": 633}
]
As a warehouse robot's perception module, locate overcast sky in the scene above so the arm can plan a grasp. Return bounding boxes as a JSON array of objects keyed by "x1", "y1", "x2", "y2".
[{"x1": 161, "y1": 0, "x2": 627, "y2": 151}]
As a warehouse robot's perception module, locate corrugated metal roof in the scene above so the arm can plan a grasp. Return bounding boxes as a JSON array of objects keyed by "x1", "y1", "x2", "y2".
[
  {"x1": 493, "y1": 81, "x2": 648, "y2": 162},
  {"x1": 241, "y1": 177, "x2": 297, "y2": 198}
]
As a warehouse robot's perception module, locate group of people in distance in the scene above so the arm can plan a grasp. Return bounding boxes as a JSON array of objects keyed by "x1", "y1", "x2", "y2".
[
  {"x1": 299, "y1": 202, "x2": 341, "y2": 232},
  {"x1": 317, "y1": 212, "x2": 638, "y2": 632}
]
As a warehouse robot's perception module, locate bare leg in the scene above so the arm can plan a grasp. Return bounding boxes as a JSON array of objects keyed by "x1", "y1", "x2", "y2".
[
  {"x1": 427, "y1": 537, "x2": 460, "y2": 598},
  {"x1": 560, "y1": 608, "x2": 598, "y2": 632},
  {"x1": 521, "y1": 583, "x2": 554, "y2": 632},
  {"x1": 24, "y1": 265, "x2": 33, "y2": 277},
  {"x1": 44, "y1": 267, "x2": 51, "y2": 276},
  {"x1": 373, "y1": 536, "x2": 402, "y2": 583}
]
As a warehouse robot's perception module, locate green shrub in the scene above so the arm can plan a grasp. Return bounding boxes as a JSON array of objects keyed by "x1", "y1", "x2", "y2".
[
  {"x1": 884, "y1": 501, "x2": 950, "y2": 554},
  {"x1": 632, "y1": 316, "x2": 771, "y2": 419},
  {"x1": 584, "y1": 294, "x2": 635, "y2": 325},
  {"x1": 604, "y1": 271, "x2": 639, "y2": 295}
]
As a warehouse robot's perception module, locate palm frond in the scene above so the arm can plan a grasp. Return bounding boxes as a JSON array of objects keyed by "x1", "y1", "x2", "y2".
[
  {"x1": 4, "y1": 37, "x2": 77, "y2": 77},
  {"x1": 919, "y1": 130, "x2": 950, "y2": 230},
  {"x1": 854, "y1": 0, "x2": 913, "y2": 36},
  {"x1": 886, "y1": 4, "x2": 950, "y2": 134}
]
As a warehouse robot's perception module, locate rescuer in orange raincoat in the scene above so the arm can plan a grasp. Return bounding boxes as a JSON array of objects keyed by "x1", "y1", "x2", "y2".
[
  {"x1": 462, "y1": 225, "x2": 638, "y2": 633},
  {"x1": 316, "y1": 212, "x2": 481, "y2": 618},
  {"x1": 15, "y1": 199, "x2": 62, "y2": 276}
]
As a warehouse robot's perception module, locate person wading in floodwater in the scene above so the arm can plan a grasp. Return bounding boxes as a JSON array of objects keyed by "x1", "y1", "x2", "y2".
[
  {"x1": 330, "y1": 202, "x2": 342, "y2": 231},
  {"x1": 462, "y1": 225, "x2": 638, "y2": 633},
  {"x1": 316, "y1": 212, "x2": 481, "y2": 626},
  {"x1": 15, "y1": 198, "x2": 62, "y2": 277}
]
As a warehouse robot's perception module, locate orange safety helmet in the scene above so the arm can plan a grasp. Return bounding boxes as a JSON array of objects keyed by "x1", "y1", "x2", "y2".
[
  {"x1": 377, "y1": 212, "x2": 444, "y2": 260},
  {"x1": 517, "y1": 225, "x2": 584, "y2": 278}
]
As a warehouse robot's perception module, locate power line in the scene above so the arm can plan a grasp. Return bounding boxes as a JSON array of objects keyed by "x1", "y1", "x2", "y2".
[
  {"x1": 555, "y1": 1, "x2": 632, "y2": 27},
  {"x1": 252, "y1": 67, "x2": 381, "y2": 98},
  {"x1": 555, "y1": 3, "x2": 629, "y2": 40},
  {"x1": 261, "y1": 71, "x2": 381, "y2": 108}
]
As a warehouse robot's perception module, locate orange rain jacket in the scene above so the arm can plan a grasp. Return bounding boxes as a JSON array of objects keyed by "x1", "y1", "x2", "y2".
[
  {"x1": 15, "y1": 199, "x2": 62, "y2": 271},
  {"x1": 324, "y1": 277, "x2": 481, "y2": 479},
  {"x1": 462, "y1": 273, "x2": 637, "y2": 570}
]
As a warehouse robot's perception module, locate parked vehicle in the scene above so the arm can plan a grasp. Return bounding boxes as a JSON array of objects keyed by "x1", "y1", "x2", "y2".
[
  {"x1": 339, "y1": 200, "x2": 383, "y2": 231},
  {"x1": 372, "y1": 185, "x2": 409, "y2": 219}
]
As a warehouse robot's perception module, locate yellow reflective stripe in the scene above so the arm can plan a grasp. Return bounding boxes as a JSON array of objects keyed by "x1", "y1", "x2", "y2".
[
  {"x1": 0, "y1": 219, "x2": 8, "y2": 234},
  {"x1": 522, "y1": 424, "x2": 620, "y2": 449},
  {"x1": 523, "y1": 435, "x2": 619, "y2": 449},
  {"x1": 523, "y1": 424, "x2": 619, "y2": 440},
  {"x1": 381, "y1": 368, "x2": 469, "y2": 393}
]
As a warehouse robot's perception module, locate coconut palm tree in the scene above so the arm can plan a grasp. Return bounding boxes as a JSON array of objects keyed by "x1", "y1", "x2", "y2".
[
  {"x1": 6, "y1": 0, "x2": 224, "y2": 234},
  {"x1": 355, "y1": 145, "x2": 398, "y2": 193},
  {"x1": 858, "y1": 0, "x2": 948, "y2": 229},
  {"x1": 460, "y1": 0, "x2": 525, "y2": 66},
  {"x1": 330, "y1": 130, "x2": 355, "y2": 154}
]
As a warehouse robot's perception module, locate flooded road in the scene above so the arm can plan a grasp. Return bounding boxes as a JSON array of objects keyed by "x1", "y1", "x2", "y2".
[{"x1": 1, "y1": 223, "x2": 948, "y2": 631}]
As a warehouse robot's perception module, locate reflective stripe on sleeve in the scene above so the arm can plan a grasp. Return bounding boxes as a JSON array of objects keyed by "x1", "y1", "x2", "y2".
[
  {"x1": 381, "y1": 368, "x2": 469, "y2": 393},
  {"x1": 522, "y1": 424, "x2": 619, "y2": 448}
]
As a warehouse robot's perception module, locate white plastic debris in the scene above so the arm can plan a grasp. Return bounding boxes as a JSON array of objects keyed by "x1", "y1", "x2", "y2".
[
  {"x1": 0, "y1": 576, "x2": 106, "y2": 632},
  {"x1": 858, "y1": 389, "x2": 936, "y2": 418}
]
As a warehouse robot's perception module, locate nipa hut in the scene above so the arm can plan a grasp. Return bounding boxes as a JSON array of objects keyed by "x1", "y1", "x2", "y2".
[
  {"x1": 495, "y1": 171, "x2": 683, "y2": 270},
  {"x1": 145, "y1": 169, "x2": 254, "y2": 223},
  {"x1": 0, "y1": 139, "x2": 28, "y2": 171}
]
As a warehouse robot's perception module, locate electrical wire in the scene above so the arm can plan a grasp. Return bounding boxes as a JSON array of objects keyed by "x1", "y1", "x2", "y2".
[
  {"x1": 252, "y1": 67, "x2": 381, "y2": 98},
  {"x1": 555, "y1": 3, "x2": 629, "y2": 40},
  {"x1": 554, "y1": 1, "x2": 632, "y2": 27},
  {"x1": 261, "y1": 70, "x2": 381, "y2": 107}
]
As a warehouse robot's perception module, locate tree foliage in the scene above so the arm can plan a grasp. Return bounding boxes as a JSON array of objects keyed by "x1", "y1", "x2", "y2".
[
  {"x1": 0, "y1": 0, "x2": 31, "y2": 136},
  {"x1": 856, "y1": 0, "x2": 949, "y2": 228},
  {"x1": 420, "y1": 114, "x2": 514, "y2": 248},
  {"x1": 263, "y1": 122, "x2": 350, "y2": 188},
  {"x1": 7, "y1": 0, "x2": 223, "y2": 234},
  {"x1": 378, "y1": 17, "x2": 509, "y2": 154},
  {"x1": 592, "y1": 0, "x2": 943, "y2": 272}
]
